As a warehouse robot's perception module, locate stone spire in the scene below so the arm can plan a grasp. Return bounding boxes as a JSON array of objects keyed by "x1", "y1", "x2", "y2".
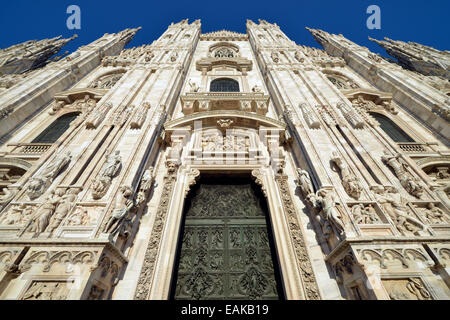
[
  {"x1": 305, "y1": 27, "x2": 332, "y2": 47},
  {"x1": 0, "y1": 34, "x2": 78, "y2": 75},
  {"x1": 117, "y1": 27, "x2": 142, "y2": 47},
  {"x1": 369, "y1": 36, "x2": 450, "y2": 79}
]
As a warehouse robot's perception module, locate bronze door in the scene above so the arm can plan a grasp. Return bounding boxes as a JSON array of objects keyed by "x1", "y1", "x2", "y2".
[{"x1": 171, "y1": 176, "x2": 284, "y2": 300}]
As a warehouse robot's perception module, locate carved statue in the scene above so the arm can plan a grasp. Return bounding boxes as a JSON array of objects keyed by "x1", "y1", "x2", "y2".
[
  {"x1": 251, "y1": 85, "x2": 262, "y2": 93},
  {"x1": 188, "y1": 79, "x2": 200, "y2": 92},
  {"x1": 66, "y1": 208, "x2": 89, "y2": 226},
  {"x1": 315, "y1": 188, "x2": 345, "y2": 237},
  {"x1": 351, "y1": 204, "x2": 380, "y2": 224},
  {"x1": 92, "y1": 151, "x2": 122, "y2": 200},
  {"x1": 0, "y1": 187, "x2": 18, "y2": 209},
  {"x1": 26, "y1": 190, "x2": 61, "y2": 234},
  {"x1": 27, "y1": 151, "x2": 71, "y2": 200},
  {"x1": 297, "y1": 169, "x2": 314, "y2": 196},
  {"x1": 86, "y1": 102, "x2": 112, "y2": 129},
  {"x1": 170, "y1": 52, "x2": 178, "y2": 62},
  {"x1": 331, "y1": 152, "x2": 363, "y2": 199},
  {"x1": 271, "y1": 52, "x2": 279, "y2": 63},
  {"x1": 130, "y1": 102, "x2": 150, "y2": 129},
  {"x1": 104, "y1": 185, "x2": 135, "y2": 236},
  {"x1": 381, "y1": 151, "x2": 424, "y2": 198},
  {"x1": 372, "y1": 186, "x2": 429, "y2": 235},
  {"x1": 47, "y1": 188, "x2": 80, "y2": 233},
  {"x1": 136, "y1": 168, "x2": 154, "y2": 205},
  {"x1": 420, "y1": 203, "x2": 448, "y2": 224}
]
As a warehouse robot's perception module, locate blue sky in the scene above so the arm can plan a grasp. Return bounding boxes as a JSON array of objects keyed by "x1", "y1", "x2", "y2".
[{"x1": 0, "y1": 0, "x2": 449, "y2": 58}]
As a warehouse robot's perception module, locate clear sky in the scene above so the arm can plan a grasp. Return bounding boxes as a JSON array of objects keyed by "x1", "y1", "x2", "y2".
[{"x1": 0, "y1": 0, "x2": 449, "y2": 58}]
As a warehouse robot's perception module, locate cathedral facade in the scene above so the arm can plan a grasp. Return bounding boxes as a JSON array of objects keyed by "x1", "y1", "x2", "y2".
[{"x1": 0, "y1": 19, "x2": 449, "y2": 300}]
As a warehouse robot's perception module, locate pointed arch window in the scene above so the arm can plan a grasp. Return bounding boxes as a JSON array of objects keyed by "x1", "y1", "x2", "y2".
[
  {"x1": 31, "y1": 112, "x2": 80, "y2": 143},
  {"x1": 210, "y1": 78, "x2": 239, "y2": 92},
  {"x1": 369, "y1": 112, "x2": 414, "y2": 142}
]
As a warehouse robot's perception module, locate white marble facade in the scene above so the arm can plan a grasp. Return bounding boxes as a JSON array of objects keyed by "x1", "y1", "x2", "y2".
[{"x1": 0, "y1": 19, "x2": 448, "y2": 300}]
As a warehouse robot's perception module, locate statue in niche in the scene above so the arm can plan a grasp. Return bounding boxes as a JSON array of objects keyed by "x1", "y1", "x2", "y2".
[
  {"x1": 92, "y1": 151, "x2": 122, "y2": 200},
  {"x1": 27, "y1": 151, "x2": 71, "y2": 200},
  {"x1": 26, "y1": 190, "x2": 61, "y2": 234},
  {"x1": 372, "y1": 186, "x2": 429, "y2": 235},
  {"x1": 104, "y1": 185, "x2": 135, "y2": 237},
  {"x1": 315, "y1": 188, "x2": 345, "y2": 237},
  {"x1": 47, "y1": 188, "x2": 80, "y2": 234},
  {"x1": 331, "y1": 152, "x2": 363, "y2": 199}
]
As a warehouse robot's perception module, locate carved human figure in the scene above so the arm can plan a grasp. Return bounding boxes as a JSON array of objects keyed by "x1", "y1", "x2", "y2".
[
  {"x1": 364, "y1": 204, "x2": 381, "y2": 223},
  {"x1": 381, "y1": 152, "x2": 424, "y2": 198},
  {"x1": 47, "y1": 188, "x2": 80, "y2": 233},
  {"x1": 0, "y1": 187, "x2": 18, "y2": 208},
  {"x1": 136, "y1": 168, "x2": 154, "y2": 205},
  {"x1": 271, "y1": 52, "x2": 279, "y2": 63},
  {"x1": 351, "y1": 204, "x2": 365, "y2": 224},
  {"x1": 251, "y1": 84, "x2": 262, "y2": 93},
  {"x1": 27, "y1": 190, "x2": 61, "y2": 234},
  {"x1": 67, "y1": 208, "x2": 89, "y2": 226},
  {"x1": 0, "y1": 205, "x2": 23, "y2": 225},
  {"x1": 316, "y1": 189, "x2": 345, "y2": 237},
  {"x1": 188, "y1": 79, "x2": 199, "y2": 93},
  {"x1": 372, "y1": 186, "x2": 429, "y2": 235},
  {"x1": 104, "y1": 186, "x2": 135, "y2": 236},
  {"x1": 331, "y1": 152, "x2": 362, "y2": 199},
  {"x1": 92, "y1": 151, "x2": 122, "y2": 199},
  {"x1": 297, "y1": 169, "x2": 314, "y2": 196},
  {"x1": 422, "y1": 203, "x2": 447, "y2": 224},
  {"x1": 27, "y1": 151, "x2": 71, "y2": 200}
]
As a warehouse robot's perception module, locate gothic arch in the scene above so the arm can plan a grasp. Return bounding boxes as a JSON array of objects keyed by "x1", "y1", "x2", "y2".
[{"x1": 369, "y1": 112, "x2": 415, "y2": 143}]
